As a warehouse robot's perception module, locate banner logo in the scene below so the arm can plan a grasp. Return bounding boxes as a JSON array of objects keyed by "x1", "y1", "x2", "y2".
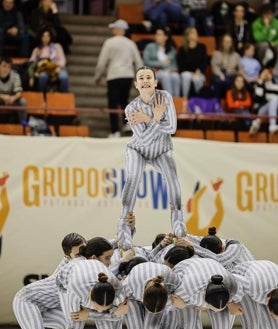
[
  {"x1": 185, "y1": 178, "x2": 224, "y2": 235},
  {"x1": 0, "y1": 172, "x2": 10, "y2": 257}
]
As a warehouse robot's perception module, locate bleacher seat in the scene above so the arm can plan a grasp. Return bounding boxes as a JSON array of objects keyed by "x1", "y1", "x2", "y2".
[
  {"x1": 206, "y1": 130, "x2": 235, "y2": 142},
  {"x1": 0, "y1": 124, "x2": 24, "y2": 135},
  {"x1": 59, "y1": 125, "x2": 89, "y2": 137},
  {"x1": 175, "y1": 129, "x2": 204, "y2": 139},
  {"x1": 21, "y1": 91, "x2": 45, "y2": 116},
  {"x1": 117, "y1": 4, "x2": 144, "y2": 24},
  {"x1": 237, "y1": 131, "x2": 268, "y2": 143},
  {"x1": 45, "y1": 92, "x2": 77, "y2": 116}
]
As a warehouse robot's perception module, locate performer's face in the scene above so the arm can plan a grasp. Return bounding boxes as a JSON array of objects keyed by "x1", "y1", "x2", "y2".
[{"x1": 134, "y1": 69, "x2": 158, "y2": 94}]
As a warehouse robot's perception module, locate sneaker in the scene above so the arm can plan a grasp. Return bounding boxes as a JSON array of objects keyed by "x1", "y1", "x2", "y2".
[
  {"x1": 108, "y1": 131, "x2": 121, "y2": 138},
  {"x1": 122, "y1": 124, "x2": 131, "y2": 133},
  {"x1": 249, "y1": 118, "x2": 261, "y2": 135},
  {"x1": 269, "y1": 124, "x2": 278, "y2": 133}
]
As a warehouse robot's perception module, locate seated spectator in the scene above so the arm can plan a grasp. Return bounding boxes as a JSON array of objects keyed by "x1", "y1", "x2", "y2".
[
  {"x1": 252, "y1": 4, "x2": 278, "y2": 69},
  {"x1": 181, "y1": 0, "x2": 214, "y2": 36},
  {"x1": 143, "y1": 0, "x2": 191, "y2": 30},
  {"x1": 226, "y1": 74, "x2": 252, "y2": 129},
  {"x1": 177, "y1": 27, "x2": 207, "y2": 98},
  {"x1": 226, "y1": 2, "x2": 252, "y2": 54},
  {"x1": 210, "y1": 0, "x2": 232, "y2": 38},
  {"x1": 0, "y1": 0, "x2": 29, "y2": 57},
  {"x1": 30, "y1": 0, "x2": 72, "y2": 54},
  {"x1": 0, "y1": 56, "x2": 27, "y2": 123},
  {"x1": 28, "y1": 27, "x2": 69, "y2": 93},
  {"x1": 249, "y1": 68, "x2": 278, "y2": 135},
  {"x1": 211, "y1": 33, "x2": 243, "y2": 99},
  {"x1": 241, "y1": 43, "x2": 261, "y2": 84},
  {"x1": 143, "y1": 27, "x2": 180, "y2": 96}
]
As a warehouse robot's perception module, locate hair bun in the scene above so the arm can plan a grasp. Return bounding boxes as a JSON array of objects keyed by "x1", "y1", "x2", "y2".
[
  {"x1": 153, "y1": 275, "x2": 164, "y2": 285},
  {"x1": 211, "y1": 275, "x2": 223, "y2": 284},
  {"x1": 98, "y1": 272, "x2": 108, "y2": 283},
  {"x1": 208, "y1": 227, "x2": 217, "y2": 236}
]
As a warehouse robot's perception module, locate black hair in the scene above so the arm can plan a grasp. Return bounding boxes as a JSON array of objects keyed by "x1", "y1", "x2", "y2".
[
  {"x1": 135, "y1": 66, "x2": 157, "y2": 80},
  {"x1": 91, "y1": 272, "x2": 115, "y2": 306},
  {"x1": 143, "y1": 276, "x2": 168, "y2": 313},
  {"x1": 205, "y1": 275, "x2": 230, "y2": 309},
  {"x1": 200, "y1": 227, "x2": 223, "y2": 254},
  {"x1": 152, "y1": 233, "x2": 166, "y2": 249},
  {"x1": 164, "y1": 246, "x2": 194, "y2": 267},
  {"x1": 118, "y1": 256, "x2": 148, "y2": 277},
  {"x1": 37, "y1": 26, "x2": 56, "y2": 44},
  {"x1": 80, "y1": 237, "x2": 113, "y2": 259},
  {"x1": 260, "y1": 3, "x2": 274, "y2": 15},
  {"x1": 0, "y1": 56, "x2": 12, "y2": 65},
  {"x1": 268, "y1": 288, "x2": 278, "y2": 316},
  {"x1": 61, "y1": 233, "x2": 86, "y2": 256}
]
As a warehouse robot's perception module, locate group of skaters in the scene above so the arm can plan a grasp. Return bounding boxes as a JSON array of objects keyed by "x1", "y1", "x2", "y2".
[{"x1": 13, "y1": 66, "x2": 278, "y2": 328}]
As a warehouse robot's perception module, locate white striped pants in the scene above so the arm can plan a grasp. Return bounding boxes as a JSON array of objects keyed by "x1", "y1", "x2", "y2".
[
  {"x1": 118, "y1": 148, "x2": 186, "y2": 250},
  {"x1": 13, "y1": 293, "x2": 66, "y2": 329}
]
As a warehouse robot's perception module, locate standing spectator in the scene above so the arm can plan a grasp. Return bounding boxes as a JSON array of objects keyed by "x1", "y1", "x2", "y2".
[
  {"x1": 143, "y1": 28, "x2": 181, "y2": 97},
  {"x1": 28, "y1": 27, "x2": 69, "y2": 93},
  {"x1": 94, "y1": 19, "x2": 143, "y2": 138},
  {"x1": 143, "y1": 0, "x2": 190, "y2": 30},
  {"x1": 249, "y1": 67, "x2": 278, "y2": 135},
  {"x1": 210, "y1": 0, "x2": 232, "y2": 38},
  {"x1": 0, "y1": 0, "x2": 29, "y2": 57},
  {"x1": 30, "y1": 0, "x2": 72, "y2": 54},
  {"x1": 211, "y1": 33, "x2": 243, "y2": 99},
  {"x1": 0, "y1": 56, "x2": 27, "y2": 123},
  {"x1": 177, "y1": 27, "x2": 207, "y2": 98},
  {"x1": 241, "y1": 43, "x2": 261, "y2": 84},
  {"x1": 227, "y1": 2, "x2": 252, "y2": 54},
  {"x1": 252, "y1": 3, "x2": 278, "y2": 68},
  {"x1": 226, "y1": 74, "x2": 252, "y2": 129}
]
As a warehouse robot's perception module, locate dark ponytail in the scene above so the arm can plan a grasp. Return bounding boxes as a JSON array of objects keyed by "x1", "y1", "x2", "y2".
[
  {"x1": 90, "y1": 272, "x2": 115, "y2": 306},
  {"x1": 200, "y1": 227, "x2": 223, "y2": 254}
]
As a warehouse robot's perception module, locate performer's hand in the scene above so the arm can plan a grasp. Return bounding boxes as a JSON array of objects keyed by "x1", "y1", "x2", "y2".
[
  {"x1": 121, "y1": 249, "x2": 134, "y2": 262},
  {"x1": 171, "y1": 294, "x2": 186, "y2": 309},
  {"x1": 125, "y1": 212, "x2": 136, "y2": 231},
  {"x1": 127, "y1": 108, "x2": 151, "y2": 125},
  {"x1": 228, "y1": 302, "x2": 244, "y2": 315},
  {"x1": 160, "y1": 233, "x2": 174, "y2": 247},
  {"x1": 113, "y1": 299, "x2": 129, "y2": 316},
  {"x1": 70, "y1": 308, "x2": 89, "y2": 321},
  {"x1": 152, "y1": 93, "x2": 165, "y2": 123},
  {"x1": 176, "y1": 237, "x2": 193, "y2": 247}
]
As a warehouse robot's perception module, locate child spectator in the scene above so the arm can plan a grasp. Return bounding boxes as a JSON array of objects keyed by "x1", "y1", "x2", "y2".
[
  {"x1": 226, "y1": 74, "x2": 252, "y2": 129},
  {"x1": 241, "y1": 43, "x2": 261, "y2": 84}
]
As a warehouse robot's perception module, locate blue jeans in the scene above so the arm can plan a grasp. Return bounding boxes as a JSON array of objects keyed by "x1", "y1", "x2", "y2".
[{"x1": 38, "y1": 68, "x2": 69, "y2": 93}]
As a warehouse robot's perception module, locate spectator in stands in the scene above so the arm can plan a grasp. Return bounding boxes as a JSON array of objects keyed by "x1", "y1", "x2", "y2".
[
  {"x1": 226, "y1": 74, "x2": 252, "y2": 129},
  {"x1": 30, "y1": 0, "x2": 72, "y2": 54},
  {"x1": 210, "y1": 0, "x2": 232, "y2": 38},
  {"x1": 241, "y1": 43, "x2": 261, "y2": 84},
  {"x1": 249, "y1": 67, "x2": 278, "y2": 135},
  {"x1": 0, "y1": 56, "x2": 27, "y2": 123},
  {"x1": 143, "y1": 27, "x2": 180, "y2": 97},
  {"x1": 28, "y1": 27, "x2": 69, "y2": 93},
  {"x1": 0, "y1": 0, "x2": 29, "y2": 57},
  {"x1": 252, "y1": 4, "x2": 278, "y2": 69},
  {"x1": 211, "y1": 33, "x2": 243, "y2": 99},
  {"x1": 143, "y1": 0, "x2": 191, "y2": 30},
  {"x1": 226, "y1": 2, "x2": 252, "y2": 54},
  {"x1": 181, "y1": 0, "x2": 214, "y2": 36},
  {"x1": 94, "y1": 19, "x2": 143, "y2": 138},
  {"x1": 177, "y1": 27, "x2": 207, "y2": 98}
]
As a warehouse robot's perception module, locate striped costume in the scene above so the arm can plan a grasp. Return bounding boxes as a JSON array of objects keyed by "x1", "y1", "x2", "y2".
[
  {"x1": 13, "y1": 258, "x2": 69, "y2": 329},
  {"x1": 123, "y1": 262, "x2": 181, "y2": 329},
  {"x1": 118, "y1": 90, "x2": 186, "y2": 250},
  {"x1": 56, "y1": 259, "x2": 127, "y2": 329},
  {"x1": 232, "y1": 260, "x2": 278, "y2": 329},
  {"x1": 170, "y1": 258, "x2": 244, "y2": 329}
]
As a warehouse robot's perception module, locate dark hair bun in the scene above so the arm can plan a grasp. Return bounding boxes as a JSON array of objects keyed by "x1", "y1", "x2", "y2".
[
  {"x1": 211, "y1": 275, "x2": 223, "y2": 284},
  {"x1": 98, "y1": 272, "x2": 108, "y2": 283},
  {"x1": 208, "y1": 227, "x2": 217, "y2": 236},
  {"x1": 153, "y1": 275, "x2": 164, "y2": 285}
]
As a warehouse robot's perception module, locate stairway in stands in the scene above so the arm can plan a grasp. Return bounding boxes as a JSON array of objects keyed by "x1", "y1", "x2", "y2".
[{"x1": 61, "y1": 14, "x2": 114, "y2": 137}]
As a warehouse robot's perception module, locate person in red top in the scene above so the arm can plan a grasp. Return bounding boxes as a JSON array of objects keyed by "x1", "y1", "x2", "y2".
[{"x1": 226, "y1": 74, "x2": 252, "y2": 129}]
